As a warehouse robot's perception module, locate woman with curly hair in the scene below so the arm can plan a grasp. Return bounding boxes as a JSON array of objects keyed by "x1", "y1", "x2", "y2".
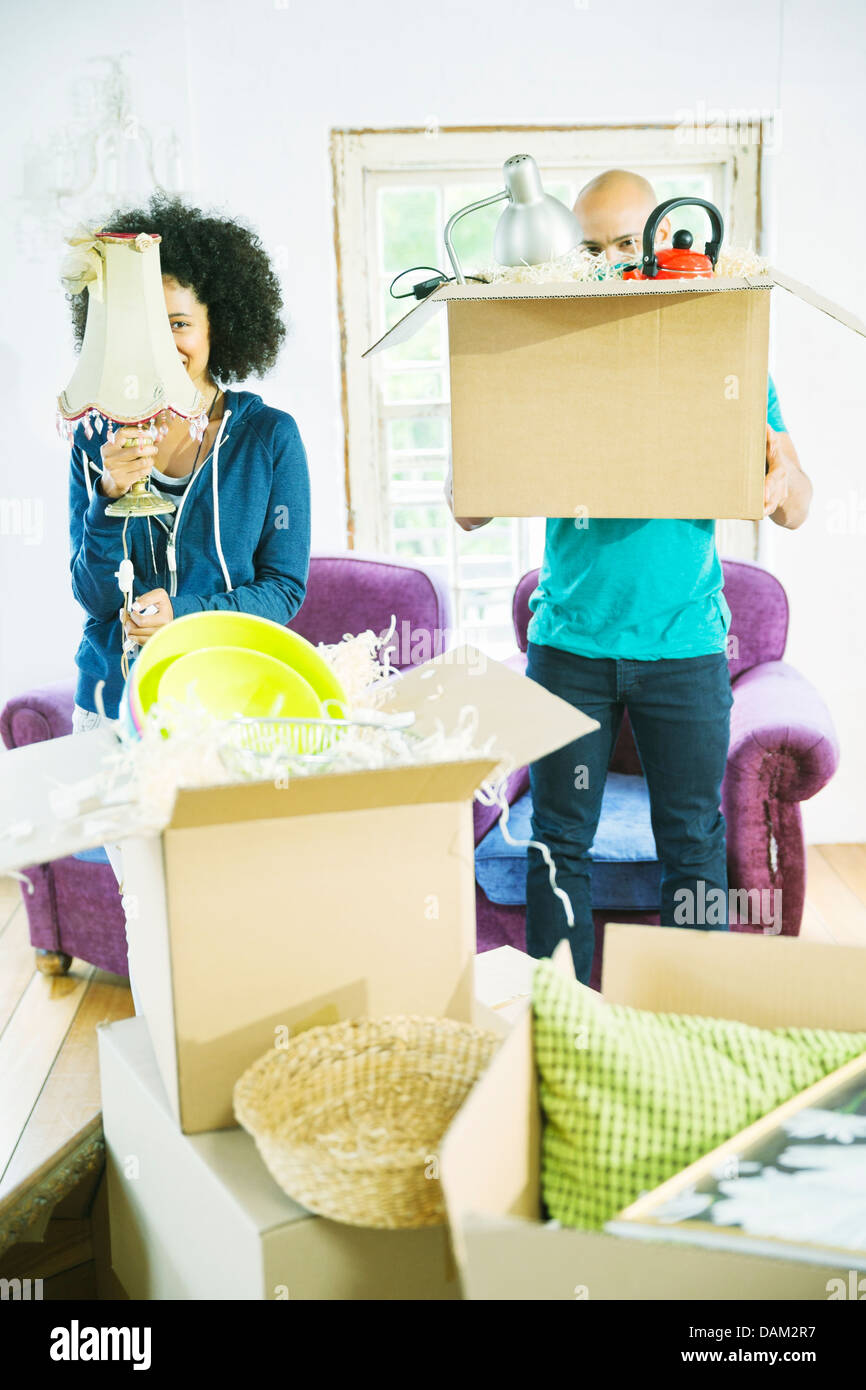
[{"x1": 68, "y1": 194, "x2": 310, "y2": 742}]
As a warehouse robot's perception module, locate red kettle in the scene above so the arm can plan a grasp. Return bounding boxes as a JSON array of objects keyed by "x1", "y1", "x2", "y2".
[{"x1": 623, "y1": 197, "x2": 724, "y2": 280}]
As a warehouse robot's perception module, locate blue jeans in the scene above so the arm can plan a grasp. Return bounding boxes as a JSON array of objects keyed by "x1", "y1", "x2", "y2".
[{"x1": 525, "y1": 641, "x2": 733, "y2": 985}]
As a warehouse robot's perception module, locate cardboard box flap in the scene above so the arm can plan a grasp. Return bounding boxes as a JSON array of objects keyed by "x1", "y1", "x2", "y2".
[
  {"x1": 364, "y1": 267, "x2": 865, "y2": 357},
  {"x1": 385, "y1": 644, "x2": 599, "y2": 771},
  {"x1": 0, "y1": 728, "x2": 143, "y2": 879},
  {"x1": 0, "y1": 649, "x2": 596, "y2": 860},
  {"x1": 765, "y1": 266, "x2": 866, "y2": 338},
  {"x1": 601, "y1": 924, "x2": 866, "y2": 1031},
  {"x1": 100, "y1": 1019, "x2": 313, "y2": 1230},
  {"x1": 440, "y1": 1001, "x2": 541, "y2": 1265},
  {"x1": 167, "y1": 756, "x2": 499, "y2": 829}
]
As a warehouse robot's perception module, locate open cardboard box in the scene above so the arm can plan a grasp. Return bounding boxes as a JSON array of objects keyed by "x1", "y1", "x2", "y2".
[
  {"x1": 99, "y1": 1014, "x2": 462, "y2": 1300},
  {"x1": 100, "y1": 953, "x2": 537, "y2": 1300},
  {"x1": 0, "y1": 645, "x2": 597, "y2": 1136},
  {"x1": 607, "y1": 1050, "x2": 866, "y2": 1271},
  {"x1": 365, "y1": 272, "x2": 866, "y2": 520},
  {"x1": 440, "y1": 925, "x2": 866, "y2": 1300}
]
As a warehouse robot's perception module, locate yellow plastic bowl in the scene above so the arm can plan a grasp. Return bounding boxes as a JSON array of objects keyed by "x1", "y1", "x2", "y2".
[
  {"x1": 129, "y1": 611, "x2": 347, "y2": 727},
  {"x1": 157, "y1": 646, "x2": 323, "y2": 722}
]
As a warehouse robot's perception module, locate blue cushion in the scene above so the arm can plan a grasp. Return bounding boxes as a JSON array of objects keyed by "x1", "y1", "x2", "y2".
[
  {"x1": 475, "y1": 773, "x2": 661, "y2": 911},
  {"x1": 72, "y1": 846, "x2": 111, "y2": 865}
]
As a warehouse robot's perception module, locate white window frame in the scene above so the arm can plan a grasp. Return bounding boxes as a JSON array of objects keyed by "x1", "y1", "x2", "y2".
[{"x1": 331, "y1": 124, "x2": 766, "y2": 625}]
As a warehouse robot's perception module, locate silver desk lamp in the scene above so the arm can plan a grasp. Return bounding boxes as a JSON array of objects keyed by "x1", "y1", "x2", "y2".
[{"x1": 444, "y1": 154, "x2": 582, "y2": 284}]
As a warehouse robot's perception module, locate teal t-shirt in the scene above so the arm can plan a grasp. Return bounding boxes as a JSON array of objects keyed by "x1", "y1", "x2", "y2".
[{"x1": 526, "y1": 378, "x2": 786, "y2": 661}]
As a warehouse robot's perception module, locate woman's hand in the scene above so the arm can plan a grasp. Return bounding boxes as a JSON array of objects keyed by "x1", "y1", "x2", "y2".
[
  {"x1": 99, "y1": 428, "x2": 159, "y2": 500},
  {"x1": 121, "y1": 589, "x2": 174, "y2": 646}
]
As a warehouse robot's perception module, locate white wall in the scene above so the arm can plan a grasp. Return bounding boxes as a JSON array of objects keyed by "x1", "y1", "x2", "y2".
[{"x1": 1, "y1": 0, "x2": 863, "y2": 840}]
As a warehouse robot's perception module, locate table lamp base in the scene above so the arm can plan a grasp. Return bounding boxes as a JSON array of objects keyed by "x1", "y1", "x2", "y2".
[{"x1": 105, "y1": 481, "x2": 176, "y2": 517}]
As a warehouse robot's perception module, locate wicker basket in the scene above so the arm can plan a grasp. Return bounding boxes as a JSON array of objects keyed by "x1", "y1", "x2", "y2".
[{"x1": 233, "y1": 1015, "x2": 501, "y2": 1229}]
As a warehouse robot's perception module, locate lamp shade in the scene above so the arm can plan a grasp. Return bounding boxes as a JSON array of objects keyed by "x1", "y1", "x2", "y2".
[
  {"x1": 493, "y1": 154, "x2": 581, "y2": 267},
  {"x1": 57, "y1": 232, "x2": 205, "y2": 442}
]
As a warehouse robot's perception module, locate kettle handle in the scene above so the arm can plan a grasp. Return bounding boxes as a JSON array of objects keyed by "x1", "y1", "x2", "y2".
[{"x1": 640, "y1": 197, "x2": 724, "y2": 279}]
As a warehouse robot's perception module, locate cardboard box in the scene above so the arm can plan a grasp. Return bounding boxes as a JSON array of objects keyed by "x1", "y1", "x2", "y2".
[
  {"x1": 98, "y1": 1015, "x2": 461, "y2": 1300},
  {"x1": 607, "y1": 1051, "x2": 866, "y2": 1270},
  {"x1": 365, "y1": 271, "x2": 865, "y2": 520},
  {"x1": 440, "y1": 925, "x2": 866, "y2": 1300},
  {"x1": 474, "y1": 943, "x2": 534, "y2": 1025},
  {"x1": 0, "y1": 646, "x2": 596, "y2": 1135}
]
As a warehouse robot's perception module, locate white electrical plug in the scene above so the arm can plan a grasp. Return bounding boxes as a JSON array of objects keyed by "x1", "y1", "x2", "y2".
[{"x1": 115, "y1": 558, "x2": 135, "y2": 599}]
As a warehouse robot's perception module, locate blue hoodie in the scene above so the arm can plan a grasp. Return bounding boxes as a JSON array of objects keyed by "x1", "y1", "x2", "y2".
[{"x1": 69, "y1": 389, "x2": 311, "y2": 719}]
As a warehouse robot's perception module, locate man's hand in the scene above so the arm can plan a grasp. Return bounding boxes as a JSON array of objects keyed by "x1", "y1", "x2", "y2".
[
  {"x1": 763, "y1": 425, "x2": 812, "y2": 529},
  {"x1": 121, "y1": 588, "x2": 174, "y2": 647},
  {"x1": 444, "y1": 462, "x2": 493, "y2": 532},
  {"x1": 764, "y1": 425, "x2": 789, "y2": 516}
]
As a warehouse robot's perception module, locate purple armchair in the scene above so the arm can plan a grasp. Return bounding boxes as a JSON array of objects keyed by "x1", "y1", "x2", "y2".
[
  {"x1": 474, "y1": 558, "x2": 840, "y2": 987},
  {"x1": 0, "y1": 554, "x2": 451, "y2": 977}
]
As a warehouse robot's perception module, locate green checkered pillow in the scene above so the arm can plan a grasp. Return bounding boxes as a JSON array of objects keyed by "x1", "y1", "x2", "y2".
[{"x1": 533, "y1": 958, "x2": 866, "y2": 1230}]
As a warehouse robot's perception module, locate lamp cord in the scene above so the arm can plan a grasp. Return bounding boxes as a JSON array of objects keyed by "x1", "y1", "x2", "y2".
[
  {"x1": 389, "y1": 265, "x2": 488, "y2": 301},
  {"x1": 120, "y1": 514, "x2": 133, "y2": 683}
]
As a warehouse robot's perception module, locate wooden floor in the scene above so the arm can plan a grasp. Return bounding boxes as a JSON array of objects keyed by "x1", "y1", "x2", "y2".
[
  {"x1": 0, "y1": 845, "x2": 865, "y2": 1295},
  {"x1": 0, "y1": 875, "x2": 133, "y2": 1296}
]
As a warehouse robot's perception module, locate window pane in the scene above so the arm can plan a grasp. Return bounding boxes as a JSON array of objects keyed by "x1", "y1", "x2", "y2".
[
  {"x1": 384, "y1": 370, "x2": 446, "y2": 404},
  {"x1": 526, "y1": 516, "x2": 547, "y2": 569},
  {"x1": 457, "y1": 516, "x2": 514, "y2": 558},
  {"x1": 651, "y1": 174, "x2": 717, "y2": 248},
  {"x1": 443, "y1": 182, "x2": 503, "y2": 274},
  {"x1": 381, "y1": 290, "x2": 445, "y2": 364},
  {"x1": 546, "y1": 180, "x2": 576, "y2": 209},
  {"x1": 390, "y1": 503, "x2": 450, "y2": 559},
  {"x1": 457, "y1": 556, "x2": 515, "y2": 584},
  {"x1": 457, "y1": 521, "x2": 516, "y2": 584},
  {"x1": 458, "y1": 586, "x2": 515, "y2": 656},
  {"x1": 391, "y1": 454, "x2": 447, "y2": 483},
  {"x1": 387, "y1": 418, "x2": 447, "y2": 453},
  {"x1": 380, "y1": 188, "x2": 439, "y2": 274}
]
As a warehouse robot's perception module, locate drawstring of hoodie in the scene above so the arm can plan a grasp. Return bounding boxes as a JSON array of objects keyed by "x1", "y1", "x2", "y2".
[
  {"x1": 211, "y1": 408, "x2": 233, "y2": 593},
  {"x1": 163, "y1": 407, "x2": 233, "y2": 598}
]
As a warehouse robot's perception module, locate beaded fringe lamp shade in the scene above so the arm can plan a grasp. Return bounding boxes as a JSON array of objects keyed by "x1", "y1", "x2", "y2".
[{"x1": 57, "y1": 230, "x2": 207, "y2": 516}]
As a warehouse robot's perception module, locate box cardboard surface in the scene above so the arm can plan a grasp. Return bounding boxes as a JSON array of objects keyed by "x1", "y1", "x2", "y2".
[
  {"x1": 474, "y1": 943, "x2": 534, "y2": 1024},
  {"x1": 607, "y1": 1051, "x2": 866, "y2": 1269},
  {"x1": 365, "y1": 273, "x2": 866, "y2": 520},
  {"x1": 98, "y1": 1015, "x2": 460, "y2": 1300},
  {"x1": 440, "y1": 925, "x2": 866, "y2": 1300},
  {"x1": 0, "y1": 646, "x2": 597, "y2": 1135}
]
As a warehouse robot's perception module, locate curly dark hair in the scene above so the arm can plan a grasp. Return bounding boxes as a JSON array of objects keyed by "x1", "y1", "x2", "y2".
[{"x1": 68, "y1": 193, "x2": 287, "y2": 383}]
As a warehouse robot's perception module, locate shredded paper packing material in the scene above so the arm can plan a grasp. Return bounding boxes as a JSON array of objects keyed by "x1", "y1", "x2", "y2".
[
  {"x1": 479, "y1": 247, "x2": 623, "y2": 285},
  {"x1": 13, "y1": 631, "x2": 576, "y2": 922},
  {"x1": 476, "y1": 244, "x2": 768, "y2": 286},
  {"x1": 713, "y1": 246, "x2": 769, "y2": 278}
]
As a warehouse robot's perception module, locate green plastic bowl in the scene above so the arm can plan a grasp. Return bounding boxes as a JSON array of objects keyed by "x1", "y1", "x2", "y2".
[
  {"x1": 156, "y1": 646, "x2": 323, "y2": 722},
  {"x1": 129, "y1": 611, "x2": 347, "y2": 727}
]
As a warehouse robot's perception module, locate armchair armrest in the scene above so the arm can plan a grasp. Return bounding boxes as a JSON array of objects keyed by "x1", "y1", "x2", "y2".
[
  {"x1": 725, "y1": 661, "x2": 839, "y2": 804},
  {"x1": 1, "y1": 680, "x2": 77, "y2": 750}
]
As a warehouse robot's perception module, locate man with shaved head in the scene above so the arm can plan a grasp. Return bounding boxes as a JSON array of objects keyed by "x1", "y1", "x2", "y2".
[
  {"x1": 446, "y1": 168, "x2": 812, "y2": 985},
  {"x1": 573, "y1": 168, "x2": 666, "y2": 264}
]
